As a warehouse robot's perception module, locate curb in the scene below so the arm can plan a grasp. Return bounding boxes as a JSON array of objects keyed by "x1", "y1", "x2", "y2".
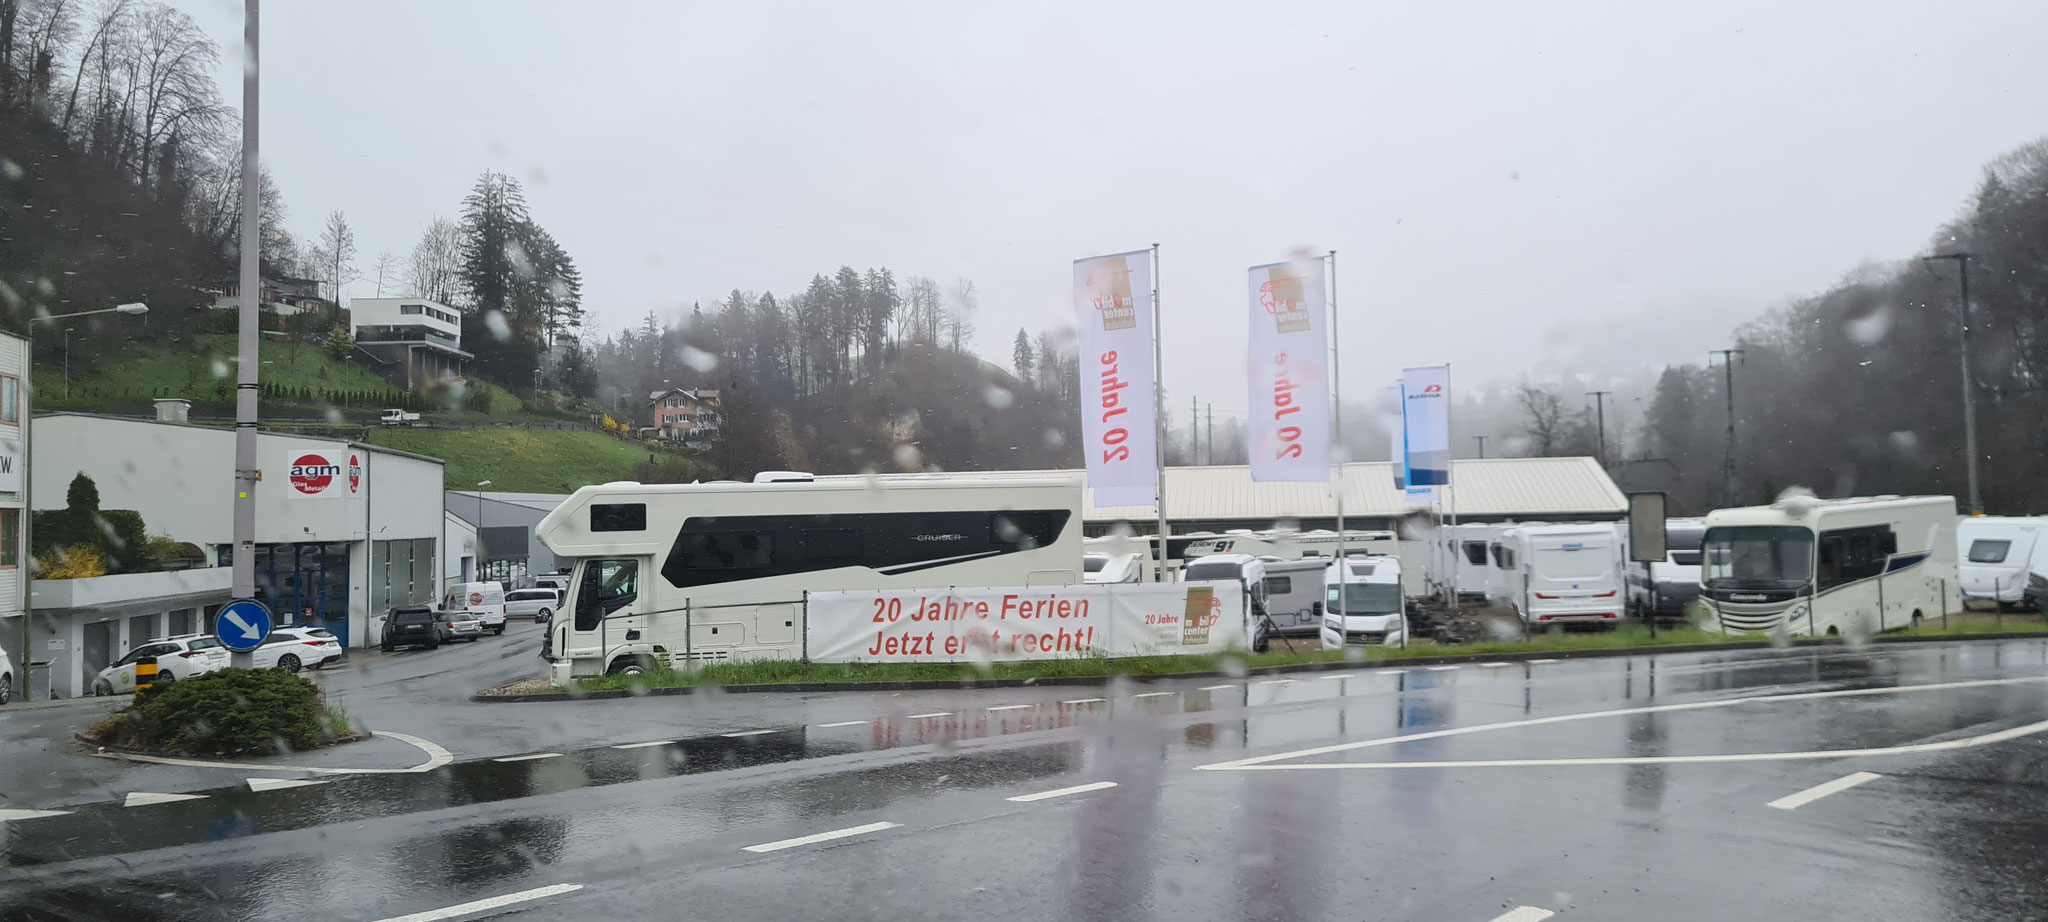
[
  {"x1": 471, "y1": 630, "x2": 2048, "y2": 703},
  {"x1": 73, "y1": 729, "x2": 374, "y2": 756}
]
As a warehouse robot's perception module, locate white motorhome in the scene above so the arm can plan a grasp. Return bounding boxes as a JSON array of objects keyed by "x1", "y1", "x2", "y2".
[
  {"x1": 1320, "y1": 556, "x2": 1406, "y2": 649},
  {"x1": 1489, "y1": 523, "x2": 1625, "y2": 627},
  {"x1": 1956, "y1": 516, "x2": 2048, "y2": 609},
  {"x1": 534, "y1": 475, "x2": 1084, "y2": 682},
  {"x1": 1700, "y1": 494, "x2": 1960, "y2": 636},
  {"x1": 1430, "y1": 523, "x2": 1501, "y2": 601},
  {"x1": 1624, "y1": 518, "x2": 1705, "y2": 622},
  {"x1": 1082, "y1": 551, "x2": 1143, "y2": 584},
  {"x1": 1181, "y1": 553, "x2": 1328, "y2": 650}
]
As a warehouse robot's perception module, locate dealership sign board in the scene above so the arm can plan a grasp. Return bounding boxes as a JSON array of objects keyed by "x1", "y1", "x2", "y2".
[{"x1": 806, "y1": 582, "x2": 1248, "y2": 663}]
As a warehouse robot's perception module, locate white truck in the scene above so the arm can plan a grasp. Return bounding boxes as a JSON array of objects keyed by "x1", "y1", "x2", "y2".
[{"x1": 380, "y1": 408, "x2": 423, "y2": 427}]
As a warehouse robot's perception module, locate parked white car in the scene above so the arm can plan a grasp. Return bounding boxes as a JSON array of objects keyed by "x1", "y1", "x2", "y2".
[
  {"x1": 0, "y1": 643, "x2": 14, "y2": 704},
  {"x1": 505, "y1": 588, "x2": 560, "y2": 623},
  {"x1": 443, "y1": 581, "x2": 508, "y2": 635},
  {"x1": 251, "y1": 627, "x2": 344, "y2": 672},
  {"x1": 92, "y1": 634, "x2": 230, "y2": 696}
]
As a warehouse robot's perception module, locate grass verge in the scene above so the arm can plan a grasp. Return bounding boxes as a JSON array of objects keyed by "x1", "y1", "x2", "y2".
[{"x1": 361, "y1": 428, "x2": 666, "y2": 492}]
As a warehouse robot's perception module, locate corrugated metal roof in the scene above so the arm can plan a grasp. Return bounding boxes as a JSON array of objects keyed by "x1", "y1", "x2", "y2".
[{"x1": 816, "y1": 457, "x2": 1624, "y2": 522}]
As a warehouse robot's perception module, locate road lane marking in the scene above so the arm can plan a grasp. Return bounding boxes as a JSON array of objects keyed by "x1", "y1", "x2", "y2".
[
  {"x1": 1199, "y1": 675, "x2": 2048, "y2": 771},
  {"x1": 123, "y1": 792, "x2": 205, "y2": 807},
  {"x1": 721, "y1": 729, "x2": 780, "y2": 738},
  {"x1": 1007, "y1": 781, "x2": 1119, "y2": 802},
  {"x1": 492, "y1": 753, "x2": 562, "y2": 762},
  {"x1": 1253, "y1": 679, "x2": 1295, "y2": 685},
  {"x1": 1374, "y1": 669, "x2": 1408, "y2": 675},
  {"x1": 905, "y1": 712, "x2": 954, "y2": 720},
  {"x1": 1317, "y1": 673, "x2": 1359, "y2": 680},
  {"x1": 367, "y1": 883, "x2": 584, "y2": 922},
  {"x1": 611, "y1": 740, "x2": 675, "y2": 750},
  {"x1": 0, "y1": 809, "x2": 71, "y2": 821},
  {"x1": 1769, "y1": 771, "x2": 1882, "y2": 810},
  {"x1": 1200, "y1": 684, "x2": 1238, "y2": 691},
  {"x1": 817, "y1": 720, "x2": 871, "y2": 728},
  {"x1": 1527, "y1": 658, "x2": 1561, "y2": 664},
  {"x1": 742, "y1": 821, "x2": 902, "y2": 853},
  {"x1": 1487, "y1": 908, "x2": 1556, "y2": 922},
  {"x1": 1132, "y1": 691, "x2": 1176, "y2": 698},
  {"x1": 986, "y1": 704, "x2": 1033, "y2": 711},
  {"x1": 1062, "y1": 697, "x2": 1106, "y2": 705},
  {"x1": 246, "y1": 778, "x2": 324, "y2": 792},
  {"x1": 1479, "y1": 662, "x2": 1513, "y2": 667},
  {"x1": 1425, "y1": 665, "x2": 1461, "y2": 671}
]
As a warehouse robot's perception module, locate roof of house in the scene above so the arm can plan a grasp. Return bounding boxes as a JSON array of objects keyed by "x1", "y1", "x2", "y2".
[{"x1": 648, "y1": 388, "x2": 720, "y2": 402}]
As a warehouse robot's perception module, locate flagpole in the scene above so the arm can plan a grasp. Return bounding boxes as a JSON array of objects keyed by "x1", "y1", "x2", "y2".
[
  {"x1": 1445, "y1": 362, "x2": 1458, "y2": 623},
  {"x1": 1152, "y1": 242, "x2": 1168, "y2": 582},
  {"x1": 1328, "y1": 251, "x2": 1346, "y2": 625}
]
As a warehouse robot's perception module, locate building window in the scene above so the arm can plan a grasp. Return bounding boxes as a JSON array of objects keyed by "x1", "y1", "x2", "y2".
[
  {"x1": 1, "y1": 375, "x2": 18, "y2": 424},
  {"x1": 400, "y1": 304, "x2": 424, "y2": 315},
  {"x1": 0, "y1": 508, "x2": 17, "y2": 567}
]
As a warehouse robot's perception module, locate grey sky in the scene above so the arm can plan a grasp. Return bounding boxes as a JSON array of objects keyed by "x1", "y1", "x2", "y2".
[{"x1": 189, "y1": 0, "x2": 2048, "y2": 419}]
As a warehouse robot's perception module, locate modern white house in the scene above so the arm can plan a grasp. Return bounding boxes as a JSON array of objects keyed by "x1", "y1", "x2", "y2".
[{"x1": 348, "y1": 297, "x2": 469, "y2": 390}]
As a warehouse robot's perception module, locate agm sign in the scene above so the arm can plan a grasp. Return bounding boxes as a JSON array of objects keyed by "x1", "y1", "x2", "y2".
[{"x1": 285, "y1": 448, "x2": 362, "y2": 500}]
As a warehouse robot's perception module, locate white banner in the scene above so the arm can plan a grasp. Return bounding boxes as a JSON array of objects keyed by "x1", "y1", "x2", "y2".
[
  {"x1": 806, "y1": 582, "x2": 1248, "y2": 663},
  {"x1": 1381, "y1": 384, "x2": 1405, "y2": 489},
  {"x1": 284, "y1": 446, "x2": 362, "y2": 500},
  {"x1": 1401, "y1": 365, "x2": 1450, "y2": 492},
  {"x1": 1245, "y1": 260, "x2": 1330, "y2": 482},
  {"x1": 1074, "y1": 250, "x2": 1158, "y2": 508}
]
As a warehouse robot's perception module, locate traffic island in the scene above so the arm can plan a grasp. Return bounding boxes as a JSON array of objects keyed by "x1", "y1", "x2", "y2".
[{"x1": 80, "y1": 668, "x2": 364, "y2": 758}]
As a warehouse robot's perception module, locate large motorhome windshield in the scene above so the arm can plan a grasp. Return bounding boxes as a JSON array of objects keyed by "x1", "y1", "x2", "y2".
[
  {"x1": 1703, "y1": 526, "x2": 1813, "y2": 590},
  {"x1": 1327, "y1": 583, "x2": 1401, "y2": 615}
]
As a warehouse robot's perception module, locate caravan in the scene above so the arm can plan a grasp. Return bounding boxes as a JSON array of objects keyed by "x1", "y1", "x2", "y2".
[
  {"x1": 1430, "y1": 523, "x2": 1500, "y2": 601},
  {"x1": 1320, "y1": 556, "x2": 1407, "y2": 648},
  {"x1": 1181, "y1": 553, "x2": 1328, "y2": 651},
  {"x1": 1489, "y1": 523, "x2": 1625, "y2": 626},
  {"x1": 533, "y1": 475, "x2": 1084, "y2": 683},
  {"x1": 1956, "y1": 516, "x2": 2048, "y2": 609},
  {"x1": 1700, "y1": 494, "x2": 1959, "y2": 636}
]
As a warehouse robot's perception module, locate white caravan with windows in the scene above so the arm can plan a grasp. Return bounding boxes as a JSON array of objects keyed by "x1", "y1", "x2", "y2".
[
  {"x1": 1956, "y1": 516, "x2": 2048, "y2": 609},
  {"x1": 1700, "y1": 494, "x2": 1959, "y2": 636},
  {"x1": 1320, "y1": 555, "x2": 1406, "y2": 649},
  {"x1": 1489, "y1": 523, "x2": 1625, "y2": 627},
  {"x1": 534, "y1": 475, "x2": 1084, "y2": 683}
]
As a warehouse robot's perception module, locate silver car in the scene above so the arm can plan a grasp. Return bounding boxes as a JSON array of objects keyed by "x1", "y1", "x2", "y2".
[{"x1": 437, "y1": 610, "x2": 485, "y2": 643}]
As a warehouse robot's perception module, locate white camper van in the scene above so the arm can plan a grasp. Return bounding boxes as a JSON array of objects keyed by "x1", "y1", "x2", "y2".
[
  {"x1": 1181, "y1": 553, "x2": 1327, "y2": 650},
  {"x1": 1082, "y1": 551, "x2": 1143, "y2": 584},
  {"x1": 1431, "y1": 523, "x2": 1500, "y2": 601},
  {"x1": 1700, "y1": 494, "x2": 1959, "y2": 636},
  {"x1": 534, "y1": 475, "x2": 1084, "y2": 682},
  {"x1": 1489, "y1": 523, "x2": 1625, "y2": 627},
  {"x1": 1624, "y1": 518, "x2": 1705, "y2": 622},
  {"x1": 1320, "y1": 556, "x2": 1406, "y2": 648},
  {"x1": 1956, "y1": 516, "x2": 2048, "y2": 609}
]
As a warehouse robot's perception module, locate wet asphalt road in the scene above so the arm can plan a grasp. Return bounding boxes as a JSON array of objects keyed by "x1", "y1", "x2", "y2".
[{"x1": 5, "y1": 639, "x2": 2048, "y2": 921}]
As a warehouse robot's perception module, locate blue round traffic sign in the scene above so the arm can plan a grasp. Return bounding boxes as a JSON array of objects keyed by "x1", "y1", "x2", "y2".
[{"x1": 217, "y1": 599, "x2": 274, "y2": 653}]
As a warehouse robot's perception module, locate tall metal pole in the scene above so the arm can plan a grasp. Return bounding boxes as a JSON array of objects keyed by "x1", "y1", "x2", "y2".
[
  {"x1": 1710, "y1": 349, "x2": 1742, "y2": 507},
  {"x1": 1190, "y1": 394, "x2": 1198, "y2": 466},
  {"x1": 1151, "y1": 243, "x2": 1168, "y2": 582},
  {"x1": 1328, "y1": 250, "x2": 1346, "y2": 625},
  {"x1": 1586, "y1": 390, "x2": 1611, "y2": 467},
  {"x1": 1204, "y1": 403, "x2": 1212, "y2": 466},
  {"x1": 231, "y1": 0, "x2": 261, "y2": 653},
  {"x1": 1473, "y1": 435, "x2": 1487, "y2": 459},
  {"x1": 1925, "y1": 253, "x2": 1982, "y2": 515}
]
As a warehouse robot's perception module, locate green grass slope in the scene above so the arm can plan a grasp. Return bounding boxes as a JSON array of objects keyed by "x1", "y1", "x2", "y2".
[{"x1": 361, "y1": 428, "x2": 661, "y2": 493}]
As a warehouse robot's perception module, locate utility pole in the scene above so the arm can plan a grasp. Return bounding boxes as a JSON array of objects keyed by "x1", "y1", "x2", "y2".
[
  {"x1": 1709, "y1": 349, "x2": 1744, "y2": 507},
  {"x1": 1473, "y1": 435, "x2": 1487, "y2": 459},
  {"x1": 1923, "y1": 253, "x2": 1983, "y2": 515},
  {"x1": 230, "y1": 0, "x2": 262, "y2": 668},
  {"x1": 1190, "y1": 395, "x2": 1198, "y2": 466},
  {"x1": 1204, "y1": 404, "x2": 1213, "y2": 465},
  {"x1": 1585, "y1": 390, "x2": 1612, "y2": 467}
]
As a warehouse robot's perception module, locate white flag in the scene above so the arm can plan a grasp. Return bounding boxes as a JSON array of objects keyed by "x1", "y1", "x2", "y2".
[
  {"x1": 1402, "y1": 365, "x2": 1450, "y2": 499},
  {"x1": 1074, "y1": 250, "x2": 1158, "y2": 508},
  {"x1": 1245, "y1": 260, "x2": 1331, "y2": 482}
]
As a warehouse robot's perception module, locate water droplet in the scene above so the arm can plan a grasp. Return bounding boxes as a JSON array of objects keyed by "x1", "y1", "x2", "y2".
[
  {"x1": 1219, "y1": 653, "x2": 1248, "y2": 678},
  {"x1": 983, "y1": 384, "x2": 1014, "y2": 409},
  {"x1": 0, "y1": 159, "x2": 20, "y2": 181},
  {"x1": 893, "y1": 444, "x2": 922, "y2": 470},
  {"x1": 1042, "y1": 428, "x2": 1065, "y2": 449},
  {"x1": 1845, "y1": 305, "x2": 1892, "y2": 346},
  {"x1": 211, "y1": 359, "x2": 229, "y2": 379},
  {"x1": 1888, "y1": 430, "x2": 1919, "y2": 454},
  {"x1": 484, "y1": 310, "x2": 511, "y2": 342}
]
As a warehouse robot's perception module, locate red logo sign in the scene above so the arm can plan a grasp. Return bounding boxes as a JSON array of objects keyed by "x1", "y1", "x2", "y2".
[
  {"x1": 1421, "y1": 384, "x2": 1443, "y2": 396},
  {"x1": 469, "y1": 593, "x2": 483, "y2": 607},
  {"x1": 347, "y1": 454, "x2": 362, "y2": 494},
  {"x1": 289, "y1": 454, "x2": 343, "y2": 495}
]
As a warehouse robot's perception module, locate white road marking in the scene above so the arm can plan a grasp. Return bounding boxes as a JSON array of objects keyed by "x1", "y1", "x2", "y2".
[
  {"x1": 1062, "y1": 697, "x2": 1107, "y2": 705},
  {"x1": 492, "y1": 752, "x2": 562, "y2": 762},
  {"x1": 1132, "y1": 691, "x2": 1176, "y2": 698},
  {"x1": 611, "y1": 740, "x2": 674, "y2": 750},
  {"x1": 1527, "y1": 658, "x2": 1561, "y2": 664},
  {"x1": 905, "y1": 712, "x2": 954, "y2": 720},
  {"x1": 1199, "y1": 675, "x2": 2048, "y2": 772},
  {"x1": 1374, "y1": 669, "x2": 1409, "y2": 675},
  {"x1": 1199, "y1": 684, "x2": 1238, "y2": 691},
  {"x1": 1007, "y1": 781, "x2": 1119, "y2": 803},
  {"x1": 123, "y1": 792, "x2": 205, "y2": 807},
  {"x1": 0, "y1": 808, "x2": 71, "y2": 821},
  {"x1": 1424, "y1": 665, "x2": 1461, "y2": 671},
  {"x1": 1252, "y1": 679, "x2": 1295, "y2": 685},
  {"x1": 1487, "y1": 908, "x2": 1556, "y2": 922},
  {"x1": 1769, "y1": 771, "x2": 1882, "y2": 810},
  {"x1": 92, "y1": 729, "x2": 451, "y2": 775},
  {"x1": 246, "y1": 778, "x2": 323, "y2": 792},
  {"x1": 1317, "y1": 673, "x2": 1360, "y2": 680},
  {"x1": 367, "y1": 883, "x2": 583, "y2": 922},
  {"x1": 721, "y1": 729, "x2": 780, "y2": 738},
  {"x1": 816, "y1": 720, "x2": 871, "y2": 728},
  {"x1": 1479, "y1": 662, "x2": 1513, "y2": 667},
  {"x1": 742, "y1": 821, "x2": 902, "y2": 853},
  {"x1": 986, "y1": 704, "x2": 1033, "y2": 712}
]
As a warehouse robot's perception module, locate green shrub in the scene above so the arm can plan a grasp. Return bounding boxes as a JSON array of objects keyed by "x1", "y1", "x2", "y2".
[{"x1": 92, "y1": 668, "x2": 346, "y2": 756}]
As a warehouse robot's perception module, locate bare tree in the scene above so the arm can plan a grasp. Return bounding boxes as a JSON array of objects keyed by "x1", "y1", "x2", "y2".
[
  {"x1": 127, "y1": 3, "x2": 219, "y2": 190},
  {"x1": 946, "y1": 277, "x2": 977, "y2": 353},
  {"x1": 1517, "y1": 384, "x2": 1568, "y2": 457},
  {"x1": 405, "y1": 216, "x2": 462, "y2": 304},
  {"x1": 311, "y1": 209, "x2": 357, "y2": 306},
  {"x1": 372, "y1": 249, "x2": 398, "y2": 297}
]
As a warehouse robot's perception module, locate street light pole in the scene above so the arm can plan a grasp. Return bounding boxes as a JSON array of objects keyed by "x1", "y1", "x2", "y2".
[
  {"x1": 15, "y1": 302, "x2": 147, "y2": 700},
  {"x1": 1709, "y1": 349, "x2": 1744, "y2": 507},
  {"x1": 62, "y1": 329, "x2": 72, "y2": 400},
  {"x1": 1923, "y1": 252, "x2": 1983, "y2": 515},
  {"x1": 476, "y1": 480, "x2": 491, "y2": 582},
  {"x1": 230, "y1": 0, "x2": 261, "y2": 667},
  {"x1": 1585, "y1": 390, "x2": 1612, "y2": 467}
]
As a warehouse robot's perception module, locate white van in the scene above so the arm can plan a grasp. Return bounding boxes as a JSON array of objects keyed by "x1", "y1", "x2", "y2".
[
  {"x1": 1490, "y1": 523, "x2": 1625, "y2": 627},
  {"x1": 443, "y1": 581, "x2": 509, "y2": 635},
  {"x1": 1182, "y1": 553, "x2": 1327, "y2": 650},
  {"x1": 1957, "y1": 516, "x2": 2048, "y2": 609},
  {"x1": 1320, "y1": 556, "x2": 1406, "y2": 649},
  {"x1": 1624, "y1": 518, "x2": 1705, "y2": 622}
]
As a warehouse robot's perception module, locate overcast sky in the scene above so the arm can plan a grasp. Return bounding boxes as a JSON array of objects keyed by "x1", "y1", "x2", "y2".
[{"x1": 187, "y1": 0, "x2": 2048, "y2": 418}]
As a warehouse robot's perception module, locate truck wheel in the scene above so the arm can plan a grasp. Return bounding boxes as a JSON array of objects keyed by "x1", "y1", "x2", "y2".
[{"x1": 607, "y1": 655, "x2": 649, "y2": 676}]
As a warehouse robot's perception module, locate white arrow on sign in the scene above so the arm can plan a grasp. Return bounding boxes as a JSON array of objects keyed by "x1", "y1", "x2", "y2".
[{"x1": 223, "y1": 610, "x2": 262, "y2": 641}]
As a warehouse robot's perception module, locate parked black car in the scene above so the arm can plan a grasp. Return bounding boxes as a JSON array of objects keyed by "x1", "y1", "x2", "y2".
[{"x1": 382, "y1": 605, "x2": 442, "y2": 652}]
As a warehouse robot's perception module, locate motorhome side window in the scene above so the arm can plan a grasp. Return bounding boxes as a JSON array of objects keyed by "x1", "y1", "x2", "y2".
[
  {"x1": 674, "y1": 531, "x2": 777, "y2": 570},
  {"x1": 1490, "y1": 544, "x2": 1514, "y2": 569},
  {"x1": 590, "y1": 503, "x2": 647, "y2": 532},
  {"x1": 991, "y1": 511, "x2": 1059, "y2": 549},
  {"x1": 1462, "y1": 542, "x2": 1488, "y2": 566},
  {"x1": 1264, "y1": 576, "x2": 1292, "y2": 595},
  {"x1": 1967, "y1": 539, "x2": 2011, "y2": 564},
  {"x1": 573, "y1": 559, "x2": 639, "y2": 631},
  {"x1": 803, "y1": 528, "x2": 863, "y2": 561},
  {"x1": 1816, "y1": 525, "x2": 1894, "y2": 592}
]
